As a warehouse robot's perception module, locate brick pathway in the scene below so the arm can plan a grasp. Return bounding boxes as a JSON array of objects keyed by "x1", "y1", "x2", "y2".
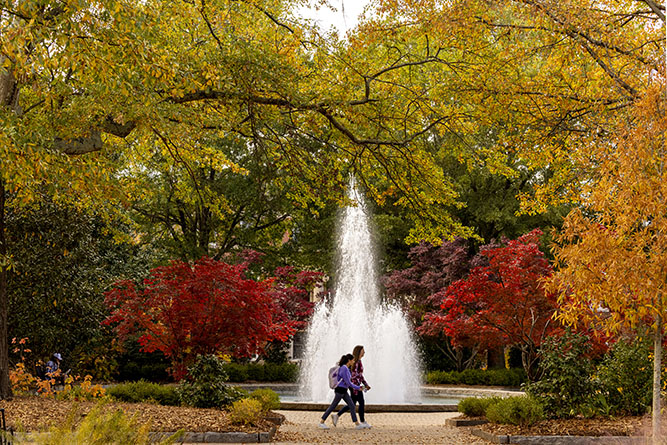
[{"x1": 271, "y1": 410, "x2": 488, "y2": 444}]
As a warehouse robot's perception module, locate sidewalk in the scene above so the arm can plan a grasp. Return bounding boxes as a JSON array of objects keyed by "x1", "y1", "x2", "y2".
[{"x1": 271, "y1": 410, "x2": 488, "y2": 444}]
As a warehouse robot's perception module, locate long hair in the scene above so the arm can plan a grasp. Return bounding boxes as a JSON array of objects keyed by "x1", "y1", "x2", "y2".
[
  {"x1": 352, "y1": 345, "x2": 364, "y2": 362},
  {"x1": 338, "y1": 355, "x2": 350, "y2": 367}
]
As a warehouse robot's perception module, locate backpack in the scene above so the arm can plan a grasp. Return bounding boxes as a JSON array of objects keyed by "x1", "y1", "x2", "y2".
[{"x1": 328, "y1": 365, "x2": 340, "y2": 389}]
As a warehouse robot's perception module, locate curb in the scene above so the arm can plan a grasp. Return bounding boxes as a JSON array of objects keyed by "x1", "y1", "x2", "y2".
[
  {"x1": 278, "y1": 402, "x2": 457, "y2": 412},
  {"x1": 151, "y1": 426, "x2": 277, "y2": 443},
  {"x1": 470, "y1": 428, "x2": 646, "y2": 444},
  {"x1": 445, "y1": 417, "x2": 488, "y2": 427}
]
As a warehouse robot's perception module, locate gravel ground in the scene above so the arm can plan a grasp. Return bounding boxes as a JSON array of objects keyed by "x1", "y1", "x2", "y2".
[{"x1": 270, "y1": 410, "x2": 488, "y2": 444}]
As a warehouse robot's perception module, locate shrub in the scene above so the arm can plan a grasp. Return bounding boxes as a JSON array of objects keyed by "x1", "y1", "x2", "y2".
[
  {"x1": 525, "y1": 330, "x2": 597, "y2": 418},
  {"x1": 597, "y1": 337, "x2": 653, "y2": 416},
  {"x1": 114, "y1": 339, "x2": 170, "y2": 383},
  {"x1": 485, "y1": 396, "x2": 544, "y2": 426},
  {"x1": 57, "y1": 375, "x2": 106, "y2": 401},
  {"x1": 223, "y1": 362, "x2": 298, "y2": 382},
  {"x1": 249, "y1": 389, "x2": 281, "y2": 411},
  {"x1": 426, "y1": 368, "x2": 526, "y2": 387},
  {"x1": 458, "y1": 397, "x2": 501, "y2": 417},
  {"x1": 223, "y1": 363, "x2": 249, "y2": 383},
  {"x1": 108, "y1": 380, "x2": 179, "y2": 406},
  {"x1": 9, "y1": 363, "x2": 36, "y2": 396},
  {"x1": 228, "y1": 398, "x2": 264, "y2": 425},
  {"x1": 177, "y1": 355, "x2": 245, "y2": 408},
  {"x1": 32, "y1": 402, "x2": 183, "y2": 445}
]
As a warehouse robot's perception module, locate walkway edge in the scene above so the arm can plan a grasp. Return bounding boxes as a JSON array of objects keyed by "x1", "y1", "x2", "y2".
[
  {"x1": 470, "y1": 428, "x2": 646, "y2": 444},
  {"x1": 279, "y1": 402, "x2": 458, "y2": 412}
]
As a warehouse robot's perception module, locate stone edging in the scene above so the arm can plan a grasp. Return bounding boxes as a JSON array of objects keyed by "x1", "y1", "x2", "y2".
[
  {"x1": 14, "y1": 426, "x2": 277, "y2": 444},
  {"x1": 445, "y1": 417, "x2": 488, "y2": 427},
  {"x1": 470, "y1": 428, "x2": 646, "y2": 444},
  {"x1": 278, "y1": 402, "x2": 457, "y2": 412},
  {"x1": 151, "y1": 426, "x2": 277, "y2": 443}
]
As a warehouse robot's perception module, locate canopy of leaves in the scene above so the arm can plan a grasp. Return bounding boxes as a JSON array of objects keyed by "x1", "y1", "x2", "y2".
[
  {"x1": 549, "y1": 85, "x2": 667, "y2": 334},
  {"x1": 104, "y1": 257, "x2": 304, "y2": 378},
  {"x1": 6, "y1": 198, "x2": 150, "y2": 362},
  {"x1": 421, "y1": 229, "x2": 559, "y2": 379}
]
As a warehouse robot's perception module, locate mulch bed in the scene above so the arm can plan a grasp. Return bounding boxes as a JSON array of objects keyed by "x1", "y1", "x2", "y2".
[
  {"x1": 476, "y1": 415, "x2": 647, "y2": 437},
  {"x1": 0, "y1": 396, "x2": 278, "y2": 433}
]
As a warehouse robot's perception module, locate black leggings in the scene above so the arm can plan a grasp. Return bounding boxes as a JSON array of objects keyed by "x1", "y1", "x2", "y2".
[
  {"x1": 337, "y1": 390, "x2": 365, "y2": 422},
  {"x1": 322, "y1": 387, "x2": 357, "y2": 422}
]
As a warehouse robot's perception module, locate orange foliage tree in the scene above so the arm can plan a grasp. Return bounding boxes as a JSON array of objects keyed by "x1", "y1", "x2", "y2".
[{"x1": 549, "y1": 84, "x2": 667, "y2": 441}]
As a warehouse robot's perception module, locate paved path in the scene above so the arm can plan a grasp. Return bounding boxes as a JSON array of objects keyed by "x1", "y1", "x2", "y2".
[{"x1": 271, "y1": 410, "x2": 488, "y2": 444}]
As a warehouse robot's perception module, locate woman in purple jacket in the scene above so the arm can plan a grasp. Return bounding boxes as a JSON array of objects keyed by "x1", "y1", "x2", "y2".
[
  {"x1": 333, "y1": 345, "x2": 371, "y2": 428},
  {"x1": 318, "y1": 354, "x2": 365, "y2": 429}
]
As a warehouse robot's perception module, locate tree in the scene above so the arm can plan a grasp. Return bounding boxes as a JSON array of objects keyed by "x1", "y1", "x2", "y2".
[
  {"x1": 1, "y1": 0, "x2": 662, "y2": 398},
  {"x1": 422, "y1": 230, "x2": 560, "y2": 380},
  {"x1": 549, "y1": 85, "x2": 667, "y2": 442},
  {"x1": 103, "y1": 257, "x2": 295, "y2": 378},
  {"x1": 359, "y1": 0, "x2": 662, "y2": 213},
  {"x1": 6, "y1": 198, "x2": 152, "y2": 364}
]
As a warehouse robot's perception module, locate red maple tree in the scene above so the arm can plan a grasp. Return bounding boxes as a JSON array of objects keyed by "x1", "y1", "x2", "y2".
[
  {"x1": 104, "y1": 257, "x2": 296, "y2": 378},
  {"x1": 421, "y1": 229, "x2": 560, "y2": 380}
]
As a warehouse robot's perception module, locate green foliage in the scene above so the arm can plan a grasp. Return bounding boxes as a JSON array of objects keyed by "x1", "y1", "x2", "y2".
[
  {"x1": 228, "y1": 398, "x2": 264, "y2": 425},
  {"x1": 525, "y1": 331, "x2": 597, "y2": 418},
  {"x1": 70, "y1": 337, "x2": 120, "y2": 383},
  {"x1": 597, "y1": 337, "x2": 653, "y2": 416},
  {"x1": 224, "y1": 362, "x2": 299, "y2": 383},
  {"x1": 426, "y1": 368, "x2": 526, "y2": 387},
  {"x1": 114, "y1": 339, "x2": 170, "y2": 383},
  {"x1": 30, "y1": 402, "x2": 183, "y2": 445},
  {"x1": 457, "y1": 397, "x2": 502, "y2": 417},
  {"x1": 249, "y1": 389, "x2": 281, "y2": 411},
  {"x1": 485, "y1": 396, "x2": 544, "y2": 426},
  {"x1": 107, "y1": 381, "x2": 179, "y2": 406},
  {"x1": 177, "y1": 355, "x2": 245, "y2": 408},
  {"x1": 6, "y1": 199, "x2": 158, "y2": 368}
]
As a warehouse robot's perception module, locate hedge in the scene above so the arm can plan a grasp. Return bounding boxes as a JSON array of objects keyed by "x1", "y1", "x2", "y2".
[{"x1": 426, "y1": 368, "x2": 526, "y2": 387}]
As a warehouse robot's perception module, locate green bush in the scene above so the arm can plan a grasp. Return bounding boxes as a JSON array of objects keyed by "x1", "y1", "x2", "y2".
[
  {"x1": 457, "y1": 397, "x2": 502, "y2": 417},
  {"x1": 223, "y1": 363, "x2": 249, "y2": 382},
  {"x1": 177, "y1": 355, "x2": 245, "y2": 408},
  {"x1": 223, "y1": 362, "x2": 298, "y2": 382},
  {"x1": 525, "y1": 330, "x2": 598, "y2": 419},
  {"x1": 426, "y1": 368, "x2": 526, "y2": 387},
  {"x1": 108, "y1": 381, "x2": 180, "y2": 406},
  {"x1": 249, "y1": 389, "x2": 281, "y2": 411},
  {"x1": 114, "y1": 339, "x2": 170, "y2": 383},
  {"x1": 485, "y1": 396, "x2": 544, "y2": 426},
  {"x1": 228, "y1": 398, "x2": 264, "y2": 425},
  {"x1": 597, "y1": 337, "x2": 652, "y2": 416}
]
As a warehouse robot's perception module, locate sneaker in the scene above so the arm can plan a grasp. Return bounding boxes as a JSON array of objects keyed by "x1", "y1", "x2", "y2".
[
  {"x1": 332, "y1": 413, "x2": 339, "y2": 427},
  {"x1": 318, "y1": 422, "x2": 330, "y2": 430},
  {"x1": 355, "y1": 423, "x2": 366, "y2": 429},
  {"x1": 361, "y1": 421, "x2": 372, "y2": 429}
]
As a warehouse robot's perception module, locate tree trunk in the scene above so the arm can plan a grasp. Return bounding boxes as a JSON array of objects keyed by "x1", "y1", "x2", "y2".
[
  {"x1": 653, "y1": 314, "x2": 662, "y2": 445},
  {"x1": 0, "y1": 179, "x2": 11, "y2": 399}
]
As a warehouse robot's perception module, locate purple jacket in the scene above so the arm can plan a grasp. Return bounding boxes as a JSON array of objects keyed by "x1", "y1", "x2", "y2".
[{"x1": 336, "y1": 364, "x2": 361, "y2": 391}]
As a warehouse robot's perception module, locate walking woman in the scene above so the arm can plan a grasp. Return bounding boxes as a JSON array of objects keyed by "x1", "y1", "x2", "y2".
[
  {"x1": 319, "y1": 354, "x2": 365, "y2": 430},
  {"x1": 333, "y1": 345, "x2": 371, "y2": 428}
]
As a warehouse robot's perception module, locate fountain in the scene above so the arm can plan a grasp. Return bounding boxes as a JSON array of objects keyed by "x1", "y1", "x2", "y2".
[{"x1": 298, "y1": 178, "x2": 422, "y2": 404}]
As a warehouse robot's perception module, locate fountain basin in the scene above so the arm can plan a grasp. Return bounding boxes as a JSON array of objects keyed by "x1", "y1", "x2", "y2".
[
  {"x1": 233, "y1": 383, "x2": 523, "y2": 412},
  {"x1": 278, "y1": 401, "x2": 458, "y2": 412}
]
